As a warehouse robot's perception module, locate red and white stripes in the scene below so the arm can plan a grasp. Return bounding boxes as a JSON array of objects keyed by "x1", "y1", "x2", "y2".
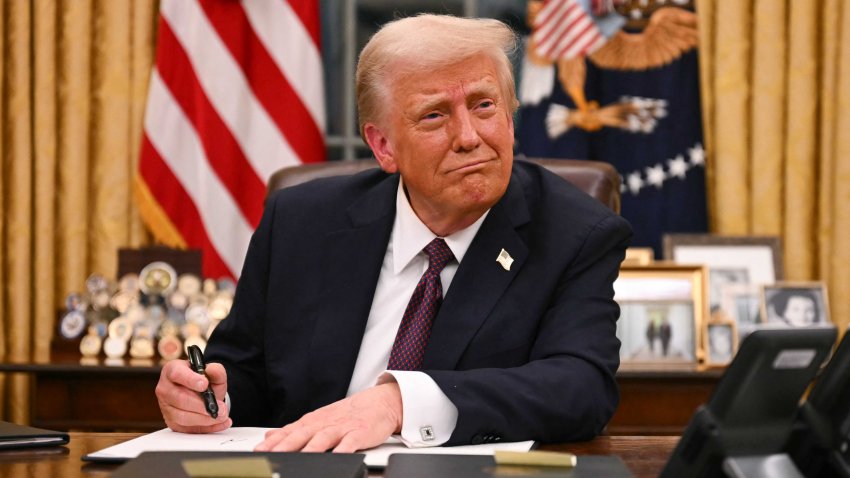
[
  {"x1": 532, "y1": 0, "x2": 607, "y2": 60},
  {"x1": 137, "y1": 0, "x2": 324, "y2": 280}
]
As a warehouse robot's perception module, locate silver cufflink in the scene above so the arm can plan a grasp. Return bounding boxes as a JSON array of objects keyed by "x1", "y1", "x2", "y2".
[{"x1": 420, "y1": 426, "x2": 435, "y2": 441}]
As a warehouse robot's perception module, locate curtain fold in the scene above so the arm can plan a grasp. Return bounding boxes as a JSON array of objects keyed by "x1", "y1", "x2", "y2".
[
  {"x1": 0, "y1": 0, "x2": 5, "y2": 416},
  {"x1": 4, "y1": 0, "x2": 35, "y2": 423},
  {"x1": 0, "y1": 0, "x2": 157, "y2": 422},
  {"x1": 33, "y1": 0, "x2": 59, "y2": 369},
  {"x1": 698, "y1": 0, "x2": 850, "y2": 332},
  {"x1": 750, "y1": 0, "x2": 785, "y2": 236},
  {"x1": 827, "y1": 2, "x2": 850, "y2": 332},
  {"x1": 784, "y1": 1, "x2": 818, "y2": 280},
  {"x1": 709, "y1": 0, "x2": 752, "y2": 234}
]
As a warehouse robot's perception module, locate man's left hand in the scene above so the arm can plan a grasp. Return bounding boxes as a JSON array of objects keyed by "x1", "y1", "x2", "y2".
[{"x1": 254, "y1": 382, "x2": 403, "y2": 453}]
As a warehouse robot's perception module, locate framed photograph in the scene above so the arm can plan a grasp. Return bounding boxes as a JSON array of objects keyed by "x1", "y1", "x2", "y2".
[
  {"x1": 761, "y1": 282, "x2": 831, "y2": 327},
  {"x1": 614, "y1": 264, "x2": 708, "y2": 370},
  {"x1": 720, "y1": 283, "x2": 761, "y2": 342},
  {"x1": 662, "y1": 234, "x2": 782, "y2": 321},
  {"x1": 705, "y1": 320, "x2": 738, "y2": 367}
]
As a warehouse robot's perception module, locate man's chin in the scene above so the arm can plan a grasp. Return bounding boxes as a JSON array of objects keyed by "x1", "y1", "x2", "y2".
[{"x1": 455, "y1": 181, "x2": 507, "y2": 211}]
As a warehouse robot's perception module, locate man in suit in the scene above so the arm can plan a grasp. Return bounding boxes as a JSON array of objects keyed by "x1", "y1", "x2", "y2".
[{"x1": 155, "y1": 14, "x2": 632, "y2": 452}]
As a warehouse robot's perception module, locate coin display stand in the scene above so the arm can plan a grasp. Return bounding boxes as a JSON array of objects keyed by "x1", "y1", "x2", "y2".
[{"x1": 57, "y1": 262, "x2": 234, "y2": 363}]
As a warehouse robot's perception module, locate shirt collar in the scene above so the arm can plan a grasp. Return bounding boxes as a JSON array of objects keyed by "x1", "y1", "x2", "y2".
[{"x1": 392, "y1": 179, "x2": 489, "y2": 275}]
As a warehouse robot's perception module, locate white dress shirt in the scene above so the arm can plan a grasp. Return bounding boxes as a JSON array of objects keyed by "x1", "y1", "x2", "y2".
[{"x1": 345, "y1": 179, "x2": 488, "y2": 447}]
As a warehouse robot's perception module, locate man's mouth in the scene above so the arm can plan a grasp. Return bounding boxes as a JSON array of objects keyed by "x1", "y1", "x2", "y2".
[{"x1": 451, "y1": 158, "x2": 493, "y2": 173}]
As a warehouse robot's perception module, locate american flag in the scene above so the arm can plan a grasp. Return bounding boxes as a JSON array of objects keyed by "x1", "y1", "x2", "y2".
[
  {"x1": 532, "y1": 0, "x2": 618, "y2": 60},
  {"x1": 136, "y1": 0, "x2": 325, "y2": 280}
]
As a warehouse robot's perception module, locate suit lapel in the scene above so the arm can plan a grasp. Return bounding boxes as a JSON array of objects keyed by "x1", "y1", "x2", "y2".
[
  {"x1": 422, "y1": 175, "x2": 531, "y2": 370},
  {"x1": 309, "y1": 175, "x2": 398, "y2": 404}
]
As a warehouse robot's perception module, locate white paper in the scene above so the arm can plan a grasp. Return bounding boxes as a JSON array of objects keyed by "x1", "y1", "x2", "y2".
[
  {"x1": 85, "y1": 427, "x2": 268, "y2": 459},
  {"x1": 85, "y1": 427, "x2": 534, "y2": 468}
]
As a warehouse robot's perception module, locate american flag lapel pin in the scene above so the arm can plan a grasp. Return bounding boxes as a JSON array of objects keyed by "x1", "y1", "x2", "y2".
[{"x1": 496, "y1": 248, "x2": 514, "y2": 271}]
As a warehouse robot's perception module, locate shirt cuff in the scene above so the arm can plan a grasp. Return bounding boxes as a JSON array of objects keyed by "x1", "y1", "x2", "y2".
[
  {"x1": 379, "y1": 371, "x2": 458, "y2": 447},
  {"x1": 223, "y1": 392, "x2": 231, "y2": 413}
]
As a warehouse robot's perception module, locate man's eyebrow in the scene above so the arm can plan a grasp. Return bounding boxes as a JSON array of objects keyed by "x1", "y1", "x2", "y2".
[
  {"x1": 408, "y1": 81, "x2": 501, "y2": 113},
  {"x1": 463, "y1": 80, "x2": 501, "y2": 100},
  {"x1": 409, "y1": 95, "x2": 450, "y2": 114}
]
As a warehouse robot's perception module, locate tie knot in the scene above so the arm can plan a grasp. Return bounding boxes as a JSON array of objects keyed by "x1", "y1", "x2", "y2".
[{"x1": 424, "y1": 238, "x2": 454, "y2": 274}]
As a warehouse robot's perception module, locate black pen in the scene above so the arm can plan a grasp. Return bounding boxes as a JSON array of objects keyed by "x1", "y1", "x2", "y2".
[{"x1": 187, "y1": 345, "x2": 219, "y2": 419}]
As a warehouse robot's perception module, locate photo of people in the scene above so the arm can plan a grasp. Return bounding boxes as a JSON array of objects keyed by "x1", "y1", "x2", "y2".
[
  {"x1": 614, "y1": 268, "x2": 704, "y2": 369},
  {"x1": 617, "y1": 303, "x2": 696, "y2": 365},
  {"x1": 706, "y1": 322, "x2": 737, "y2": 365},
  {"x1": 763, "y1": 283, "x2": 830, "y2": 327}
]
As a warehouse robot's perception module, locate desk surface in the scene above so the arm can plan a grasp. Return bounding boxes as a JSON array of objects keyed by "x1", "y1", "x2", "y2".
[{"x1": 0, "y1": 432, "x2": 678, "y2": 477}]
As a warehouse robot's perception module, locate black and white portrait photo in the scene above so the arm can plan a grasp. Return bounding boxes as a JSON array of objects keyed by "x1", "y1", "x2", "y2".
[{"x1": 763, "y1": 283, "x2": 830, "y2": 327}]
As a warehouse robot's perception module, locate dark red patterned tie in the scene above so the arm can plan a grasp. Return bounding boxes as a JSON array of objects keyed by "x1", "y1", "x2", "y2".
[{"x1": 387, "y1": 238, "x2": 455, "y2": 371}]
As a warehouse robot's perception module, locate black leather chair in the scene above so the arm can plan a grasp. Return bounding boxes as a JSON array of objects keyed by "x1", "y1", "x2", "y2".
[{"x1": 267, "y1": 157, "x2": 621, "y2": 213}]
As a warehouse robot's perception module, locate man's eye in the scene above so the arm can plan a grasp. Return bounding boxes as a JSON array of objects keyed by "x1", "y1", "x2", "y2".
[
  {"x1": 478, "y1": 100, "x2": 495, "y2": 109},
  {"x1": 422, "y1": 112, "x2": 442, "y2": 120}
]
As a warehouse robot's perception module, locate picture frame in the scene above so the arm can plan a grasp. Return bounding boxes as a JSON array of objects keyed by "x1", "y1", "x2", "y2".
[
  {"x1": 623, "y1": 247, "x2": 654, "y2": 266},
  {"x1": 761, "y1": 281, "x2": 831, "y2": 327},
  {"x1": 720, "y1": 282, "x2": 762, "y2": 342},
  {"x1": 705, "y1": 319, "x2": 738, "y2": 367},
  {"x1": 662, "y1": 234, "x2": 782, "y2": 322},
  {"x1": 614, "y1": 264, "x2": 708, "y2": 370}
]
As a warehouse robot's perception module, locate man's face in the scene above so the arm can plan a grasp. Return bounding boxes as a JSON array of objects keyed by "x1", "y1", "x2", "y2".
[
  {"x1": 365, "y1": 54, "x2": 514, "y2": 229},
  {"x1": 784, "y1": 296, "x2": 817, "y2": 326}
]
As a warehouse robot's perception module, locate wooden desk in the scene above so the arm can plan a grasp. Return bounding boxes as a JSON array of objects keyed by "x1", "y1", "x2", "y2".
[
  {"x1": 0, "y1": 357, "x2": 165, "y2": 432},
  {"x1": 0, "y1": 432, "x2": 679, "y2": 477},
  {"x1": 0, "y1": 358, "x2": 721, "y2": 434},
  {"x1": 610, "y1": 369, "x2": 722, "y2": 435}
]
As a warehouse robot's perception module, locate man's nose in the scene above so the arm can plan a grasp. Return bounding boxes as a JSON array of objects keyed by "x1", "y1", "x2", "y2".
[{"x1": 450, "y1": 108, "x2": 482, "y2": 152}]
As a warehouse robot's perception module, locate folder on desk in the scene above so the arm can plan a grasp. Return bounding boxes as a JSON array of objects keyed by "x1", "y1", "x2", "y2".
[
  {"x1": 110, "y1": 451, "x2": 367, "y2": 478},
  {"x1": 384, "y1": 454, "x2": 634, "y2": 478},
  {"x1": 0, "y1": 421, "x2": 69, "y2": 450}
]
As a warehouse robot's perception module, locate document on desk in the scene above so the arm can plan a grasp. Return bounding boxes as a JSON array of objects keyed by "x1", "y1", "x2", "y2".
[{"x1": 83, "y1": 427, "x2": 534, "y2": 468}]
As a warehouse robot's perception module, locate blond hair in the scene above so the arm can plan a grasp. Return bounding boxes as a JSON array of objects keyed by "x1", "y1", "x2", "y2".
[{"x1": 355, "y1": 14, "x2": 519, "y2": 137}]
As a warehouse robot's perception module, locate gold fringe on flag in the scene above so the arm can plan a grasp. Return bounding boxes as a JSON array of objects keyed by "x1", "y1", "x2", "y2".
[{"x1": 133, "y1": 175, "x2": 188, "y2": 249}]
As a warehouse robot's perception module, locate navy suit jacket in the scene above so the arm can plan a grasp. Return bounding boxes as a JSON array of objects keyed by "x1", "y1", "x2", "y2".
[{"x1": 205, "y1": 160, "x2": 632, "y2": 445}]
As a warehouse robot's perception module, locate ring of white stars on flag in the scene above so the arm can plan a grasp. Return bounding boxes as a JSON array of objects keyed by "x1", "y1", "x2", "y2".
[{"x1": 621, "y1": 143, "x2": 705, "y2": 196}]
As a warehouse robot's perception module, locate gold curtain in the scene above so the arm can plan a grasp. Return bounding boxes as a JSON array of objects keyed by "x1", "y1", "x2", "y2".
[
  {"x1": 0, "y1": 0, "x2": 157, "y2": 422},
  {"x1": 697, "y1": 0, "x2": 850, "y2": 332}
]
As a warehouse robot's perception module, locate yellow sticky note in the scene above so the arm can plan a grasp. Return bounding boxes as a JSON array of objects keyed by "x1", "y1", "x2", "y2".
[
  {"x1": 494, "y1": 450, "x2": 578, "y2": 468},
  {"x1": 181, "y1": 457, "x2": 275, "y2": 478}
]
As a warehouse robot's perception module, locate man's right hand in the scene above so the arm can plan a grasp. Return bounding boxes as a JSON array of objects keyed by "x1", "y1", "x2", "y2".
[{"x1": 156, "y1": 359, "x2": 231, "y2": 433}]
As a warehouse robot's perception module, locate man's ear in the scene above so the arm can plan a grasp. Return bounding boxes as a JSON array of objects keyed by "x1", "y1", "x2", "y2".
[
  {"x1": 363, "y1": 123, "x2": 397, "y2": 173},
  {"x1": 507, "y1": 111, "x2": 515, "y2": 144}
]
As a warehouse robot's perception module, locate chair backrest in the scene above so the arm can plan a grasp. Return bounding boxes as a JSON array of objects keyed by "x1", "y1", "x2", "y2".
[{"x1": 267, "y1": 158, "x2": 621, "y2": 213}]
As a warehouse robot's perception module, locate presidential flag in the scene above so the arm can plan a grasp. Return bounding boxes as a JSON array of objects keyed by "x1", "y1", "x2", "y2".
[
  {"x1": 136, "y1": 0, "x2": 325, "y2": 279},
  {"x1": 517, "y1": 1, "x2": 707, "y2": 256}
]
